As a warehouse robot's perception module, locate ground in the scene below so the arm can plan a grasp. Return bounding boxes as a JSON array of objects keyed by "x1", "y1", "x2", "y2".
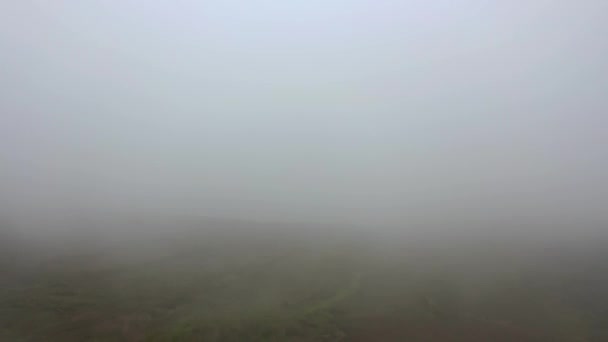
[{"x1": 1, "y1": 226, "x2": 605, "y2": 341}]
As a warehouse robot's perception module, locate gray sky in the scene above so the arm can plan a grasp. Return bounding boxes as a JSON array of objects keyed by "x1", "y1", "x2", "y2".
[{"x1": 1, "y1": 1, "x2": 607, "y2": 228}]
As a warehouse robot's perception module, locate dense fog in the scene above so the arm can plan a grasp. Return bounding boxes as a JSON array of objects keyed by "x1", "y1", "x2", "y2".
[
  {"x1": 1, "y1": 2, "x2": 608, "y2": 341},
  {"x1": 2, "y1": 1, "x2": 607, "y2": 235}
]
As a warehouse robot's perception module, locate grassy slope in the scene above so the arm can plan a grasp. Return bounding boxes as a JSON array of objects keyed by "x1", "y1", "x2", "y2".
[{"x1": 1, "y1": 229, "x2": 605, "y2": 341}]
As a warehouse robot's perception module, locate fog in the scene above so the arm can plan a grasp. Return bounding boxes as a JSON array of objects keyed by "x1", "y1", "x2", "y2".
[
  {"x1": 3, "y1": 3, "x2": 608, "y2": 341},
  {"x1": 1, "y1": 1, "x2": 607, "y2": 235}
]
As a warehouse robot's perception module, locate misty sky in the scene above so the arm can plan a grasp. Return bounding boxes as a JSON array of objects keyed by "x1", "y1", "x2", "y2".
[{"x1": 1, "y1": 1, "x2": 607, "y2": 227}]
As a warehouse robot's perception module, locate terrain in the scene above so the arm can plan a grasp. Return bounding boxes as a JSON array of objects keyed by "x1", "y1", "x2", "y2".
[{"x1": 1, "y1": 220, "x2": 607, "y2": 341}]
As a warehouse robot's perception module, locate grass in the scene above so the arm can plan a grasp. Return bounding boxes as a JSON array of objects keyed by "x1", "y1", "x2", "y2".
[{"x1": 2, "y1": 228, "x2": 606, "y2": 341}]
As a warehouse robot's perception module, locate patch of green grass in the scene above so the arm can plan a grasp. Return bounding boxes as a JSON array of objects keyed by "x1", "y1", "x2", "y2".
[{"x1": 2, "y1": 233, "x2": 604, "y2": 341}]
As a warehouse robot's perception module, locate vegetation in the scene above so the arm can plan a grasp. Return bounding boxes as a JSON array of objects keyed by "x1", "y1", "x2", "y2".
[{"x1": 1, "y1": 225, "x2": 607, "y2": 341}]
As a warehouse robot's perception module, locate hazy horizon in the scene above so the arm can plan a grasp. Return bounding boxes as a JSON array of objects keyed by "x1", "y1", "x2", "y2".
[{"x1": 2, "y1": 1, "x2": 607, "y2": 233}]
